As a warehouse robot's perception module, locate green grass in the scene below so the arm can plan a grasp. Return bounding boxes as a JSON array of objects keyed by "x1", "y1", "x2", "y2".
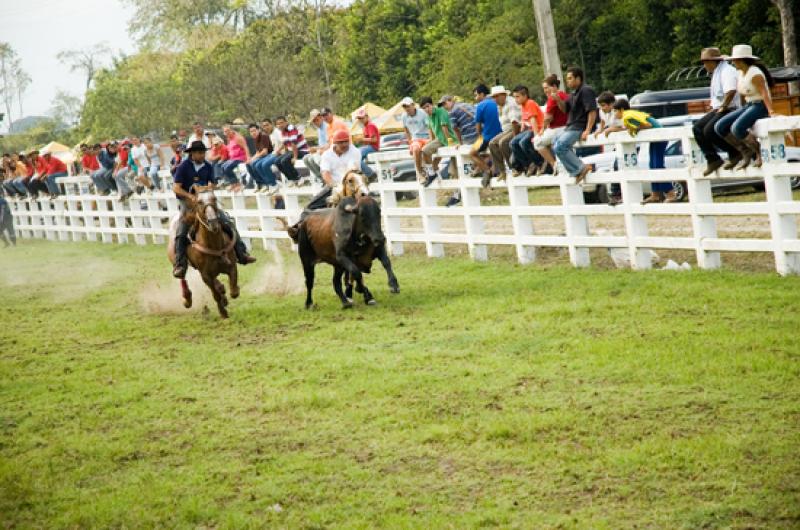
[{"x1": 1, "y1": 240, "x2": 799, "y2": 528}]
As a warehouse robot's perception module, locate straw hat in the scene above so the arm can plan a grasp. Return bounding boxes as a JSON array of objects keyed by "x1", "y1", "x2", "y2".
[
  {"x1": 699, "y1": 47, "x2": 725, "y2": 62},
  {"x1": 727, "y1": 44, "x2": 759, "y2": 61}
]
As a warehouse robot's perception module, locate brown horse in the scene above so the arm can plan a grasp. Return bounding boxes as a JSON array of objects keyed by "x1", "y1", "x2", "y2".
[{"x1": 167, "y1": 188, "x2": 240, "y2": 318}]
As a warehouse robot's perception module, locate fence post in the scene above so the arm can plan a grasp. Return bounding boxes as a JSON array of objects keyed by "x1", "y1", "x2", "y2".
[
  {"x1": 380, "y1": 185, "x2": 404, "y2": 256},
  {"x1": 462, "y1": 181, "x2": 487, "y2": 261},
  {"x1": 615, "y1": 140, "x2": 651, "y2": 269},
  {"x1": 762, "y1": 129, "x2": 800, "y2": 275},
  {"x1": 559, "y1": 180, "x2": 590, "y2": 267},
  {"x1": 418, "y1": 185, "x2": 444, "y2": 258},
  {"x1": 507, "y1": 178, "x2": 535, "y2": 264},
  {"x1": 683, "y1": 130, "x2": 721, "y2": 269}
]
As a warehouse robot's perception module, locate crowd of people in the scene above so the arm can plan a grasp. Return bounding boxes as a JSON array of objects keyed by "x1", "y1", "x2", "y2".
[{"x1": 0, "y1": 43, "x2": 778, "y2": 211}]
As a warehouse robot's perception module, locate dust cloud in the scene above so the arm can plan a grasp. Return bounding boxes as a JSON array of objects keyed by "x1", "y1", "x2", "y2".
[
  {"x1": 138, "y1": 271, "x2": 215, "y2": 314},
  {"x1": 247, "y1": 249, "x2": 305, "y2": 297}
]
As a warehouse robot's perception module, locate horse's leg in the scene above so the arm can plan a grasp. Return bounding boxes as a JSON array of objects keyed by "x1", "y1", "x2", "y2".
[
  {"x1": 228, "y1": 264, "x2": 240, "y2": 299},
  {"x1": 202, "y1": 273, "x2": 228, "y2": 318},
  {"x1": 355, "y1": 274, "x2": 376, "y2": 306},
  {"x1": 214, "y1": 278, "x2": 228, "y2": 307},
  {"x1": 344, "y1": 271, "x2": 354, "y2": 300},
  {"x1": 333, "y1": 266, "x2": 352, "y2": 309},
  {"x1": 302, "y1": 259, "x2": 316, "y2": 310},
  {"x1": 180, "y1": 278, "x2": 193, "y2": 308},
  {"x1": 376, "y1": 245, "x2": 400, "y2": 294}
]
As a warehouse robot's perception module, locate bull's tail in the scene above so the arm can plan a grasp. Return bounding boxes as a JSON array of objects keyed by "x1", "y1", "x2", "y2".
[{"x1": 277, "y1": 217, "x2": 300, "y2": 243}]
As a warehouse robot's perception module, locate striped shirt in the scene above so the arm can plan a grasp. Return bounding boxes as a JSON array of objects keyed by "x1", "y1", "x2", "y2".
[
  {"x1": 449, "y1": 102, "x2": 479, "y2": 143},
  {"x1": 281, "y1": 124, "x2": 309, "y2": 153}
]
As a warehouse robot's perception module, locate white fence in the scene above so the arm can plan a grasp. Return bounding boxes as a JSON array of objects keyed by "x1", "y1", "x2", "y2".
[{"x1": 8, "y1": 116, "x2": 800, "y2": 275}]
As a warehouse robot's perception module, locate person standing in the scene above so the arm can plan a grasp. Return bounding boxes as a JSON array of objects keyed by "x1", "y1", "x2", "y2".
[
  {"x1": 714, "y1": 44, "x2": 776, "y2": 170},
  {"x1": 488, "y1": 85, "x2": 521, "y2": 180},
  {"x1": 553, "y1": 66, "x2": 597, "y2": 184},
  {"x1": 691, "y1": 47, "x2": 742, "y2": 175},
  {"x1": 0, "y1": 194, "x2": 16, "y2": 247}
]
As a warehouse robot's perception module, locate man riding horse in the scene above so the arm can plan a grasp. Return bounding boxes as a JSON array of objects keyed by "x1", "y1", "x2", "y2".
[{"x1": 172, "y1": 140, "x2": 256, "y2": 279}]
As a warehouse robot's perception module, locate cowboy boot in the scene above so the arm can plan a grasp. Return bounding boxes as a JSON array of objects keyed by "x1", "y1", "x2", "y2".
[
  {"x1": 233, "y1": 237, "x2": 256, "y2": 265},
  {"x1": 722, "y1": 134, "x2": 752, "y2": 170},
  {"x1": 743, "y1": 134, "x2": 763, "y2": 168},
  {"x1": 173, "y1": 236, "x2": 189, "y2": 278}
]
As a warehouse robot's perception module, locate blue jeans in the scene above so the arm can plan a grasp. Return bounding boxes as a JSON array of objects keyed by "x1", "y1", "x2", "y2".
[
  {"x1": 114, "y1": 168, "x2": 132, "y2": 195},
  {"x1": 649, "y1": 141, "x2": 671, "y2": 193},
  {"x1": 553, "y1": 129, "x2": 585, "y2": 177},
  {"x1": 11, "y1": 178, "x2": 28, "y2": 196},
  {"x1": 46, "y1": 172, "x2": 67, "y2": 195},
  {"x1": 276, "y1": 152, "x2": 307, "y2": 181},
  {"x1": 714, "y1": 101, "x2": 768, "y2": 140},
  {"x1": 250, "y1": 155, "x2": 278, "y2": 186},
  {"x1": 359, "y1": 145, "x2": 377, "y2": 179},
  {"x1": 147, "y1": 166, "x2": 162, "y2": 189},
  {"x1": 92, "y1": 168, "x2": 114, "y2": 192},
  {"x1": 221, "y1": 160, "x2": 242, "y2": 185},
  {"x1": 510, "y1": 131, "x2": 533, "y2": 171}
]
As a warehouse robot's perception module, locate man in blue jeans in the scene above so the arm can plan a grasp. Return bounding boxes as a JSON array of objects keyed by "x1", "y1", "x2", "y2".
[
  {"x1": 553, "y1": 66, "x2": 597, "y2": 184},
  {"x1": 246, "y1": 123, "x2": 279, "y2": 194}
]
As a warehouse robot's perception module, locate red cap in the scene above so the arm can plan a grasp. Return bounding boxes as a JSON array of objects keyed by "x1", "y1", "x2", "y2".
[{"x1": 332, "y1": 130, "x2": 350, "y2": 143}]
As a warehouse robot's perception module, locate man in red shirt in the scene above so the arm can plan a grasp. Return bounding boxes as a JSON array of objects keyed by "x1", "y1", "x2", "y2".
[
  {"x1": 41, "y1": 150, "x2": 68, "y2": 198},
  {"x1": 354, "y1": 107, "x2": 380, "y2": 180},
  {"x1": 80, "y1": 144, "x2": 100, "y2": 174},
  {"x1": 534, "y1": 74, "x2": 570, "y2": 175}
]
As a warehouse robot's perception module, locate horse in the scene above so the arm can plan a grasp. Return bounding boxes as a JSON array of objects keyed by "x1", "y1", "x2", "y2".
[{"x1": 167, "y1": 187, "x2": 240, "y2": 318}]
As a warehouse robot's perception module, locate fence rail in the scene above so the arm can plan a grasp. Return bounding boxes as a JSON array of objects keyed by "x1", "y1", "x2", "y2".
[{"x1": 8, "y1": 116, "x2": 800, "y2": 275}]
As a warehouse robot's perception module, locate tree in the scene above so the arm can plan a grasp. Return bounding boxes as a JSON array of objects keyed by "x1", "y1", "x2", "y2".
[
  {"x1": 16, "y1": 69, "x2": 30, "y2": 118},
  {"x1": 57, "y1": 43, "x2": 112, "y2": 93},
  {"x1": 0, "y1": 42, "x2": 21, "y2": 129},
  {"x1": 772, "y1": 0, "x2": 797, "y2": 67},
  {"x1": 49, "y1": 90, "x2": 83, "y2": 128}
]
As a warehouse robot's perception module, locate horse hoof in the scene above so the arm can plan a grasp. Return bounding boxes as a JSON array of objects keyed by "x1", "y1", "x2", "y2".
[
  {"x1": 366, "y1": 299, "x2": 377, "y2": 306},
  {"x1": 389, "y1": 283, "x2": 400, "y2": 294},
  {"x1": 183, "y1": 298, "x2": 192, "y2": 309},
  {"x1": 305, "y1": 303, "x2": 317, "y2": 310},
  {"x1": 342, "y1": 301, "x2": 354, "y2": 309},
  {"x1": 231, "y1": 289, "x2": 240, "y2": 299}
]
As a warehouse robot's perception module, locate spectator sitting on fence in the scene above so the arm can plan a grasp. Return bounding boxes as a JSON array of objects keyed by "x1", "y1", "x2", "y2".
[
  {"x1": 91, "y1": 142, "x2": 116, "y2": 195},
  {"x1": 509, "y1": 85, "x2": 545, "y2": 178},
  {"x1": 130, "y1": 136, "x2": 154, "y2": 193},
  {"x1": 713, "y1": 44, "x2": 777, "y2": 170},
  {"x1": 439, "y1": 94, "x2": 480, "y2": 181},
  {"x1": 693, "y1": 47, "x2": 741, "y2": 176},
  {"x1": 354, "y1": 107, "x2": 380, "y2": 181},
  {"x1": 207, "y1": 136, "x2": 228, "y2": 182},
  {"x1": 0, "y1": 154, "x2": 13, "y2": 197},
  {"x1": 113, "y1": 140, "x2": 134, "y2": 201},
  {"x1": 305, "y1": 107, "x2": 348, "y2": 183},
  {"x1": 220, "y1": 125, "x2": 247, "y2": 192},
  {"x1": 4, "y1": 153, "x2": 28, "y2": 198},
  {"x1": 472, "y1": 83, "x2": 503, "y2": 189},
  {"x1": 246, "y1": 123, "x2": 279, "y2": 195},
  {"x1": 169, "y1": 135, "x2": 184, "y2": 177},
  {"x1": 553, "y1": 66, "x2": 597, "y2": 184},
  {"x1": 488, "y1": 85, "x2": 521, "y2": 181},
  {"x1": 29, "y1": 150, "x2": 50, "y2": 198},
  {"x1": 595, "y1": 91, "x2": 625, "y2": 137},
  {"x1": 80, "y1": 144, "x2": 100, "y2": 177},
  {"x1": 612, "y1": 99, "x2": 674, "y2": 203},
  {"x1": 262, "y1": 118, "x2": 286, "y2": 209},
  {"x1": 143, "y1": 137, "x2": 165, "y2": 191},
  {"x1": 274, "y1": 116, "x2": 310, "y2": 185},
  {"x1": 0, "y1": 193, "x2": 16, "y2": 247},
  {"x1": 305, "y1": 129, "x2": 363, "y2": 211},
  {"x1": 400, "y1": 97, "x2": 431, "y2": 183},
  {"x1": 41, "y1": 149, "x2": 68, "y2": 199},
  {"x1": 186, "y1": 121, "x2": 211, "y2": 149},
  {"x1": 420, "y1": 95, "x2": 457, "y2": 187},
  {"x1": 534, "y1": 74, "x2": 569, "y2": 177}
]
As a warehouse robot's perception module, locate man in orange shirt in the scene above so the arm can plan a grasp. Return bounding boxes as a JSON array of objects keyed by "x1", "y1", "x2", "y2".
[{"x1": 509, "y1": 85, "x2": 545, "y2": 176}]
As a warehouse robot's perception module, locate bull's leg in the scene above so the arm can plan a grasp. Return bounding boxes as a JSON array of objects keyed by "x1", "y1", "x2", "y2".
[
  {"x1": 302, "y1": 259, "x2": 316, "y2": 310},
  {"x1": 333, "y1": 266, "x2": 352, "y2": 309},
  {"x1": 355, "y1": 275, "x2": 376, "y2": 306},
  {"x1": 228, "y1": 264, "x2": 240, "y2": 299},
  {"x1": 202, "y1": 273, "x2": 229, "y2": 318},
  {"x1": 180, "y1": 278, "x2": 193, "y2": 309},
  {"x1": 376, "y1": 245, "x2": 400, "y2": 294},
  {"x1": 344, "y1": 271, "x2": 354, "y2": 299}
]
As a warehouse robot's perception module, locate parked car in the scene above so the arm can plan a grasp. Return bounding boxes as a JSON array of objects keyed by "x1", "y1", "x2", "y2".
[{"x1": 380, "y1": 133, "x2": 408, "y2": 151}]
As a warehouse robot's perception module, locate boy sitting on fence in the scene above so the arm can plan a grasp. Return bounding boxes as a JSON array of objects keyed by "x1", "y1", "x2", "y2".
[{"x1": 612, "y1": 99, "x2": 677, "y2": 204}]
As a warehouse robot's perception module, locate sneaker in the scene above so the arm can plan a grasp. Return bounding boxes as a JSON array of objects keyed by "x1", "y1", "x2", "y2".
[
  {"x1": 423, "y1": 171, "x2": 439, "y2": 188},
  {"x1": 274, "y1": 197, "x2": 285, "y2": 209},
  {"x1": 445, "y1": 192, "x2": 461, "y2": 207},
  {"x1": 608, "y1": 194, "x2": 622, "y2": 206}
]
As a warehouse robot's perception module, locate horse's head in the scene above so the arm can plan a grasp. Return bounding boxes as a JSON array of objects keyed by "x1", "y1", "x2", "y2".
[
  {"x1": 342, "y1": 171, "x2": 369, "y2": 199},
  {"x1": 192, "y1": 186, "x2": 221, "y2": 234},
  {"x1": 343, "y1": 194, "x2": 384, "y2": 248}
]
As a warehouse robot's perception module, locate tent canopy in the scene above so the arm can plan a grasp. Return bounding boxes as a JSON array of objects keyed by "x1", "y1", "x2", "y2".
[
  {"x1": 350, "y1": 103, "x2": 388, "y2": 136},
  {"x1": 373, "y1": 100, "x2": 407, "y2": 133},
  {"x1": 41, "y1": 141, "x2": 71, "y2": 154}
]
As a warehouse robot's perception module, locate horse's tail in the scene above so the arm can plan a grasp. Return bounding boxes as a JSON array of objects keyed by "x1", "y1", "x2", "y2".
[{"x1": 277, "y1": 217, "x2": 300, "y2": 243}]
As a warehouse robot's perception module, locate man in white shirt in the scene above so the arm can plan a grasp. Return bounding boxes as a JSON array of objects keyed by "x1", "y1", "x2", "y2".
[
  {"x1": 488, "y1": 85, "x2": 521, "y2": 178},
  {"x1": 693, "y1": 47, "x2": 742, "y2": 175},
  {"x1": 185, "y1": 122, "x2": 211, "y2": 149},
  {"x1": 306, "y1": 129, "x2": 362, "y2": 210},
  {"x1": 129, "y1": 136, "x2": 152, "y2": 191}
]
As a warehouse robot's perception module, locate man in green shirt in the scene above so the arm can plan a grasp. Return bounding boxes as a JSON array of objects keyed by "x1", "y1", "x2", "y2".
[{"x1": 420, "y1": 96, "x2": 457, "y2": 187}]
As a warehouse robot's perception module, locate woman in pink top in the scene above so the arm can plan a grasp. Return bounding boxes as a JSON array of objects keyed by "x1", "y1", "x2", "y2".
[{"x1": 221, "y1": 125, "x2": 248, "y2": 191}]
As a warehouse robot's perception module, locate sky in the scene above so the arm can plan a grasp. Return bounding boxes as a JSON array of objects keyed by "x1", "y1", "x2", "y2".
[{"x1": 0, "y1": 0, "x2": 137, "y2": 131}]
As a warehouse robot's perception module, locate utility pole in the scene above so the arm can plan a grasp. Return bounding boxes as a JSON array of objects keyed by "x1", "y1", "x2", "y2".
[{"x1": 532, "y1": 0, "x2": 563, "y2": 82}]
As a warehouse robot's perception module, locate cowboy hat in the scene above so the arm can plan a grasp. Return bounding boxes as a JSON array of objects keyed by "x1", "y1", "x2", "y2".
[
  {"x1": 727, "y1": 44, "x2": 759, "y2": 61},
  {"x1": 490, "y1": 85, "x2": 510, "y2": 97},
  {"x1": 185, "y1": 140, "x2": 208, "y2": 153},
  {"x1": 699, "y1": 47, "x2": 725, "y2": 62}
]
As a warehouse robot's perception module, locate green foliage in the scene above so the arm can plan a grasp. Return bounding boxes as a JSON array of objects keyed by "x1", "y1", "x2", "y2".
[
  {"x1": 77, "y1": 0, "x2": 789, "y2": 140},
  {"x1": 2, "y1": 241, "x2": 800, "y2": 527},
  {"x1": 0, "y1": 119, "x2": 80, "y2": 154}
]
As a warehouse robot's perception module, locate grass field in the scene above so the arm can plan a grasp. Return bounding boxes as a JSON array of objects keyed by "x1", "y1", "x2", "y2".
[{"x1": 1, "y1": 240, "x2": 799, "y2": 528}]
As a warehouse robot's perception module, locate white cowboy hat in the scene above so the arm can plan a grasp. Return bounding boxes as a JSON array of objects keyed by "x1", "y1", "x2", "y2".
[
  {"x1": 490, "y1": 85, "x2": 510, "y2": 97},
  {"x1": 726, "y1": 44, "x2": 759, "y2": 61}
]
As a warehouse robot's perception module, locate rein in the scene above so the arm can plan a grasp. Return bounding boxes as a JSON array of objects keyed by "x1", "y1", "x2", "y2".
[{"x1": 188, "y1": 199, "x2": 235, "y2": 264}]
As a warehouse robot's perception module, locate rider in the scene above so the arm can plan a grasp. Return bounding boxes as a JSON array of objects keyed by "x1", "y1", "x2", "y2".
[
  {"x1": 172, "y1": 140, "x2": 256, "y2": 278},
  {"x1": 305, "y1": 129, "x2": 363, "y2": 211}
]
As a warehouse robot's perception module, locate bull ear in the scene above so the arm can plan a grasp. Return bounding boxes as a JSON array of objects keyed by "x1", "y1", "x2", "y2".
[{"x1": 344, "y1": 203, "x2": 359, "y2": 213}]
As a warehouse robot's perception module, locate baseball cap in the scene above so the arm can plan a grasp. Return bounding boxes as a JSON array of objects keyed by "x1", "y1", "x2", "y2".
[
  {"x1": 309, "y1": 109, "x2": 321, "y2": 121},
  {"x1": 400, "y1": 96, "x2": 414, "y2": 107},
  {"x1": 437, "y1": 95, "x2": 454, "y2": 107}
]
